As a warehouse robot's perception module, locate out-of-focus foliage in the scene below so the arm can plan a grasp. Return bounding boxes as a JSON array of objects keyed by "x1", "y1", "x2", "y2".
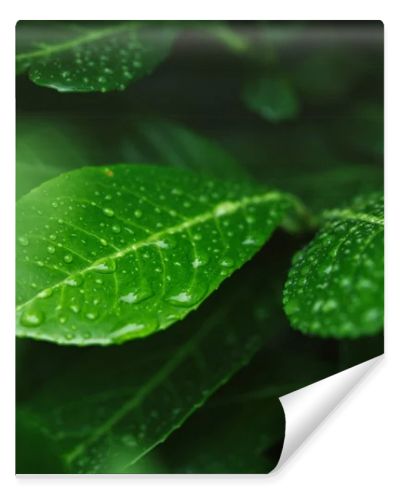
[
  {"x1": 16, "y1": 21, "x2": 176, "y2": 93},
  {"x1": 16, "y1": 21, "x2": 384, "y2": 474}
]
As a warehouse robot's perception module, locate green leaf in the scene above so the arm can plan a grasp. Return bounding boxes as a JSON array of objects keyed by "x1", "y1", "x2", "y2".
[
  {"x1": 140, "y1": 397, "x2": 284, "y2": 474},
  {"x1": 16, "y1": 21, "x2": 175, "y2": 93},
  {"x1": 290, "y1": 48, "x2": 380, "y2": 103},
  {"x1": 129, "y1": 118, "x2": 248, "y2": 182},
  {"x1": 16, "y1": 114, "x2": 246, "y2": 199},
  {"x1": 16, "y1": 165, "x2": 293, "y2": 345},
  {"x1": 283, "y1": 192, "x2": 384, "y2": 338},
  {"x1": 242, "y1": 76, "x2": 299, "y2": 123},
  {"x1": 16, "y1": 116, "x2": 96, "y2": 199},
  {"x1": 203, "y1": 22, "x2": 250, "y2": 53},
  {"x1": 16, "y1": 244, "x2": 289, "y2": 473}
]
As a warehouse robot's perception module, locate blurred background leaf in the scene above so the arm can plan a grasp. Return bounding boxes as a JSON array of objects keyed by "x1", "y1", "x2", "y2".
[
  {"x1": 16, "y1": 21, "x2": 176, "y2": 93},
  {"x1": 242, "y1": 76, "x2": 300, "y2": 123},
  {"x1": 16, "y1": 20, "x2": 384, "y2": 473},
  {"x1": 16, "y1": 114, "x2": 248, "y2": 199}
]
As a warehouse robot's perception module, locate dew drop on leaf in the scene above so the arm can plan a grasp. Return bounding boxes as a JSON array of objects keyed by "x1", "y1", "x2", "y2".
[
  {"x1": 37, "y1": 288, "x2": 53, "y2": 299},
  {"x1": 20, "y1": 309, "x2": 44, "y2": 327},
  {"x1": 65, "y1": 274, "x2": 83, "y2": 287},
  {"x1": 59, "y1": 315, "x2": 67, "y2": 324},
  {"x1": 86, "y1": 312, "x2": 98, "y2": 320},
  {"x1": 103, "y1": 207, "x2": 114, "y2": 217},
  {"x1": 93, "y1": 259, "x2": 116, "y2": 274},
  {"x1": 69, "y1": 304, "x2": 80, "y2": 314},
  {"x1": 18, "y1": 236, "x2": 29, "y2": 247}
]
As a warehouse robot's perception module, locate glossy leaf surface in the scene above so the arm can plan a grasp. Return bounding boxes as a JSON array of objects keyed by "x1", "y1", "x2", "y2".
[
  {"x1": 16, "y1": 244, "x2": 289, "y2": 473},
  {"x1": 16, "y1": 21, "x2": 175, "y2": 93},
  {"x1": 283, "y1": 193, "x2": 384, "y2": 338},
  {"x1": 17, "y1": 165, "x2": 292, "y2": 345}
]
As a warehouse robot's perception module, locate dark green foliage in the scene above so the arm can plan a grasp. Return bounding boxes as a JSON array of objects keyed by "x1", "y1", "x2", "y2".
[
  {"x1": 242, "y1": 76, "x2": 299, "y2": 122},
  {"x1": 16, "y1": 21, "x2": 384, "y2": 474}
]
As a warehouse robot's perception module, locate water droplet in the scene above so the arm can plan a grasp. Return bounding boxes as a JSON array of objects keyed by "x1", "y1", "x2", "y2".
[
  {"x1": 38, "y1": 288, "x2": 53, "y2": 299},
  {"x1": 18, "y1": 236, "x2": 29, "y2": 247},
  {"x1": 321, "y1": 299, "x2": 338, "y2": 312},
  {"x1": 110, "y1": 314, "x2": 159, "y2": 342},
  {"x1": 112, "y1": 224, "x2": 121, "y2": 233},
  {"x1": 214, "y1": 201, "x2": 236, "y2": 217},
  {"x1": 20, "y1": 309, "x2": 44, "y2": 328},
  {"x1": 165, "y1": 280, "x2": 208, "y2": 307},
  {"x1": 242, "y1": 237, "x2": 258, "y2": 246},
  {"x1": 59, "y1": 315, "x2": 67, "y2": 324},
  {"x1": 64, "y1": 254, "x2": 73, "y2": 264},
  {"x1": 154, "y1": 240, "x2": 168, "y2": 249},
  {"x1": 119, "y1": 280, "x2": 150, "y2": 305},
  {"x1": 220, "y1": 257, "x2": 235, "y2": 268},
  {"x1": 47, "y1": 245, "x2": 56, "y2": 254},
  {"x1": 103, "y1": 207, "x2": 114, "y2": 217},
  {"x1": 134, "y1": 209, "x2": 143, "y2": 218},
  {"x1": 65, "y1": 274, "x2": 83, "y2": 287},
  {"x1": 284, "y1": 298, "x2": 300, "y2": 315},
  {"x1": 69, "y1": 304, "x2": 80, "y2": 314},
  {"x1": 93, "y1": 259, "x2": 116, "y2": 274},
  {"x1": 86, "y1": 312, "x2": 97, "y2": 320}
]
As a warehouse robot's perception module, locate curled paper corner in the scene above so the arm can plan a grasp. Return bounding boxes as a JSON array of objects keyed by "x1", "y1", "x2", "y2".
[{"x1": 273, "y1": 355, "x2": 383, "y2": 471}]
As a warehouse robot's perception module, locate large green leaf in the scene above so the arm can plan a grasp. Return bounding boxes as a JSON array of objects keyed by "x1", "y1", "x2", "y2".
[
  {"x1": 16, "y1": 21, "x2": 175, "y2": 93},
  {"x1": 16, "y1": 243, "x2": 289, "y2": 473},
  {"x1": 283, "y1": 192, "x2": 384, "y2": 338},
  {"x1": 16, "y1": 165, "x2": 293, "y2": 345}
]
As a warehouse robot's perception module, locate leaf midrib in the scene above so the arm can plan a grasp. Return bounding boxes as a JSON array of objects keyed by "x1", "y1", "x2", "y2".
[
  {"x1": 62, "y1": 295, "x2": 255, "y2": 470},
  {"x1": 16, "y1": 22, "x2": 135, "y2": 63},
  {"x1": 17, "y1": 190, "x2": 286, "y2": 313}
]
